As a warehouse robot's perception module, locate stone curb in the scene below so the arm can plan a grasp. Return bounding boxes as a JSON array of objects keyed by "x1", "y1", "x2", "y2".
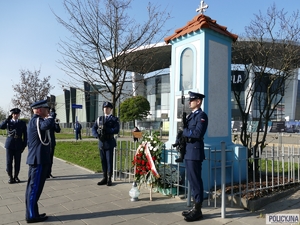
[{"x1": 220, "y1": 185, "x2": 300, "y2": 211}]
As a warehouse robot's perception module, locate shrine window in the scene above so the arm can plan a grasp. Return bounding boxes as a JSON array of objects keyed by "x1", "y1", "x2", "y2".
[{"x1": 180, "y1": 48, "x2": 194, "y2": 90}]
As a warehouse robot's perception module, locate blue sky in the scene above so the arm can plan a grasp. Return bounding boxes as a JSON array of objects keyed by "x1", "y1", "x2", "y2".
[{"x1": 0, "y1": 0, "x2": 299, "y2": 112}]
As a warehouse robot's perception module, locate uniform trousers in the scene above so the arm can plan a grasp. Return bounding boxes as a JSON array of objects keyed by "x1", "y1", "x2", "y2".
[
  {"x1": 185, "y1": 159, "x2": 204, "y2": 203},
  {"x1": 25, "y1": 164, "x2": 49, "y2": 220},
  {"x1": 6, "y1": 148, "x2": 22, "y2": 176},
  {"x1": 99, "y1": 147, "x2": 114, "y2": 174},
  {"x1": 48, "y1": 146, "x2": 55, "y2": 176},
  {"x1": 75, "y1": 131, "x2": 82, "y2": 140}
]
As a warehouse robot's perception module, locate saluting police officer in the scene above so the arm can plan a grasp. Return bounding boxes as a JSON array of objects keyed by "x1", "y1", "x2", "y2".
[
  {"x1": 92, "y1": 101, "x2": 120, "y2": 186},
  {"x1": 181, "y1": 91, "x2": 208, "y2": 222},
  {"x1": 25, "y1": 100, "x2": 56, "y2": 223},
  {"x1": 0, "y1": 108, "x2": 27, "y2": 184}
]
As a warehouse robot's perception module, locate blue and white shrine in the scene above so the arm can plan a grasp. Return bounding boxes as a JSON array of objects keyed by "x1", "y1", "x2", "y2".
[{"x1": 163, "y1": 1, "x2": 246, "y2": 193}]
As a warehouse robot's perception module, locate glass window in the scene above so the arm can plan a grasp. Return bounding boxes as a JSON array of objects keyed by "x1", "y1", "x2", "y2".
[{"x1": 181, "y1": 48, "x2": 194, "y2": 90}]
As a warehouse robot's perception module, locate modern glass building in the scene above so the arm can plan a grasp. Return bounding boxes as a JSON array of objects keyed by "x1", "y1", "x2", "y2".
[{"x1": 55, "y1": 66, "x2": 300, "y2": 131}]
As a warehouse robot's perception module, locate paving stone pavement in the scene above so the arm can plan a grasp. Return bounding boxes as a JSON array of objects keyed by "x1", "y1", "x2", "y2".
[{"x1": 0, "y1": 136, "x2": 299, "y2": 225}]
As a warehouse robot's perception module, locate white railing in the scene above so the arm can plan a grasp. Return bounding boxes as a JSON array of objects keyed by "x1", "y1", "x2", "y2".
[{"x1": 113, "y1": 140, "x2": 300, "y2": 211}]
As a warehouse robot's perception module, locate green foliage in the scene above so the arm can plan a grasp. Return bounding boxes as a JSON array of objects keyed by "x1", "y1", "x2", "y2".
[
  {"x1": 120, "y1": 96, "x2": 150, "y2": 123},
  {"x1": 157, "y1": 164, "x2": 181, "y2": 188}
]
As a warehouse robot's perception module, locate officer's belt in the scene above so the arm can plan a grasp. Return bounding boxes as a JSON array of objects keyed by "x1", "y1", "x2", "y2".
[{"x1": 186, "y1": 137, "x2": 204, "y2": 143}]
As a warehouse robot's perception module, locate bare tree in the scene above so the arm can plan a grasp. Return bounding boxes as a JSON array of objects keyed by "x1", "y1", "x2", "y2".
[
  {"x1": 0, "y1": 107, "x2": 6, "y2": 121},
  {"x1": 54, "y1": 0, "x2": 171, "y2": 116},
  {"x1": 12, "y1": 69, "x2": 54, "y2": 118},
  {"x1": 231, "y1": 4, "x2": 300, "y2": 172}
]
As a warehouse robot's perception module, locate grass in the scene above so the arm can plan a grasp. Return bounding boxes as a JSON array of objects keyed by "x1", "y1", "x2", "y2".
[
  {"x1": 260, "y1": 159, "x2": 299, "y2": 175},
  {"x1": 55, "y1": 132, "x2": 93, "y2": 139},
  {"x1": 55, "y1": 137, "x2": 300, "y2": 175},
  {"x1": 56, "y1": 129, "x2": 144, "y2": 139},
  {"x1": 55, "y1": 139, "x2": 139, "y2": 173},
  {"x1": 55, "y1": 141, "x2": 101, "y2": 172}
]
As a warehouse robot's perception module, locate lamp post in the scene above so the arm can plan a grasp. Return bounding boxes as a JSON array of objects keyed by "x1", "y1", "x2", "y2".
[{"x1": 129, "y1": 182, "x2": 140, "y2": 201}]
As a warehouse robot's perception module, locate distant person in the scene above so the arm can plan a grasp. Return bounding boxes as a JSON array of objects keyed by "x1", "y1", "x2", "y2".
[
  {"x1": 0, "y1": 108, "x2": 27, "y2": 184},
  {"x1": 132, "y1": 126, "x2": 140, "y2": 142},
  {"x1": 47, "y1": 113, "x2": 61, "y2": 179},
  {"x1": 74, "y1": 121, "x2": 82, "y2": 141},
  {"x1": 25, "y1": 100, "x2": 56, "y2": 223},
  {"x1": 92, "y1": 102, "x2": 120, "y2": 186}
]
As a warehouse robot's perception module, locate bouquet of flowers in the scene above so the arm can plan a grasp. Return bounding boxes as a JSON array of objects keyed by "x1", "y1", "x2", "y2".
[{"x1": 132, "y1": 132, "x2": 163, "y2": 200}]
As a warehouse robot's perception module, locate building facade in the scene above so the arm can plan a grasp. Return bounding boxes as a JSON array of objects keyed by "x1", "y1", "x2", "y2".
[{"x1": 55, "y1": 66, "x2": 300, "y2": 131}]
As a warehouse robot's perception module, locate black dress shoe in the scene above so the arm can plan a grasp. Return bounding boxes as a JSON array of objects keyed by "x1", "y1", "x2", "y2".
[
  {"x1": 8, "y1": 178, "x2": 15, "y2": 184},
  {"x1": 14, "y1": 177, "x2": 21, "y2": 183},
  {"x1": 39, "y1": 213, "x2": 46, "y2": 217},
  {"x1": 107, "y1": 180, "x2": 112, "y2": 186},
  {"x1": 26, "y1": 215, "x2": 48, "y2": 223},
  {"x1": 49, "y1": 174, "x2": 55, "y2": 178},
  {"x1": 97, "y1": 177, "x2": 107, "y2": 185}
]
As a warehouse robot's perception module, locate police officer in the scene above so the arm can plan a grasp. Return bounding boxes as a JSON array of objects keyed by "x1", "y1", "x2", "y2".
[
  {"x1": 25, "y1": 100, "x2": 56, "y2": 223},
  {"x1": 181, "y1": 91, "x2": 208, "y2": 222},
  {"x1": 74, "y1": 121, "x2": 82, "y2": 141},
  {"x1": 92, "y1": 101, "x2": 120, "y2": 186},
  {"x1": 0, "y1": 108, "x2": 27, "y2": 184}
]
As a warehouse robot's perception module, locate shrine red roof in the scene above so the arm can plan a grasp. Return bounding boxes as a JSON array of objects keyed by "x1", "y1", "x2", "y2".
[{"x1": 164, "y1": 14, "x2": 238, "y2": 44}]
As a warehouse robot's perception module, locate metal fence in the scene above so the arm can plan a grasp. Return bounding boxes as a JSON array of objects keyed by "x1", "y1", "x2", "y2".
[{"x1": 112, "y1": 139, "x2": 300, "y2": 210}]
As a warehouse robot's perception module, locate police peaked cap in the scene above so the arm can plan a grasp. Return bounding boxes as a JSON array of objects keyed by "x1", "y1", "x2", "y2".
[
  {"x1": 103, "y1": 101, "x2": 113, "y2": 109},
  {"x1": 30, "y1": 99, "x2": 50, "y2": 109},
  {"x1": 10, "y1": 108, "x2": 21, "y2": 114},
  {"x1": 188, "y1": 91, "x2": 205, "y2": 101}
]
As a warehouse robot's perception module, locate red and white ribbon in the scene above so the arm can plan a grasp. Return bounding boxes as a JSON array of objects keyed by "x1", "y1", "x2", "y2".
[
  {"x1": 144, "y1": 142, "x2": 160, "y2": 178},
  {"x1": 134, "y1": 142, "x2": 160, "y2": 178}
]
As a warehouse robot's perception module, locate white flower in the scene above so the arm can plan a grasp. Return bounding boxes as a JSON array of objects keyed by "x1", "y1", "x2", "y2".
[{"x1": 153, "y1": 147, "x2": 157, "y2": 152}]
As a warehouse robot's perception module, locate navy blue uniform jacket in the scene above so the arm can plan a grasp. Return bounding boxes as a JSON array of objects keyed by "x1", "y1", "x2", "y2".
[
  {"x1": 92, "y1": 115, "x2": 120, "y2": 149},
  {"x1": 26, "y1": 115, "x2": 55, "y2": 165},
  {"x1": 0, "y1": 119, "x2": 27, "y2": 150},
  {"x1": 182, "y1": 108, "x2": 208, "y2": 161}
]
